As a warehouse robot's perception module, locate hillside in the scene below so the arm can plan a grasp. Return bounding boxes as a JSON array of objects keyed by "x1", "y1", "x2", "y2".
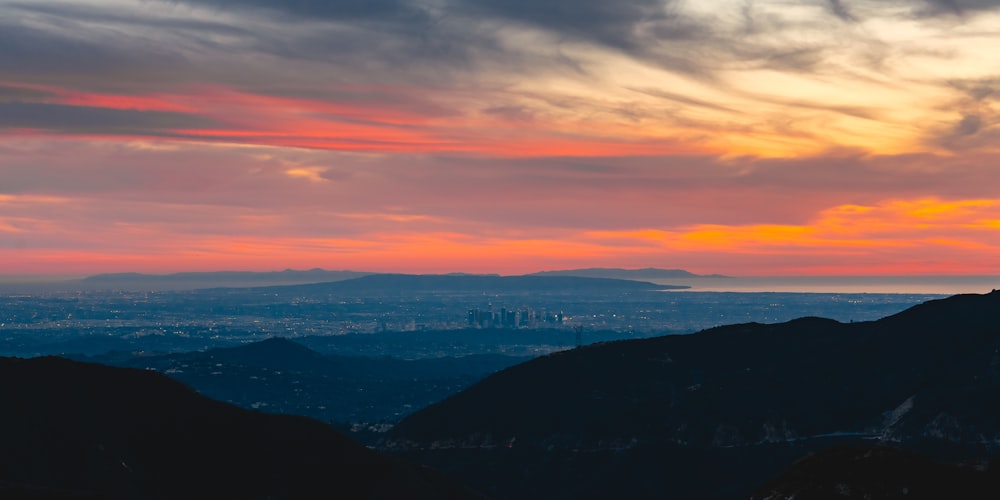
[
  {"x1": 76, "y1": 337, "x2": 526, "y2": 424},
  {"x1": 0, "y1": 356, "x2": 477, "y2": 499},
  {"x1": 387, "y1": 291, "x2": 1000, "y2": 498},
  {"x1": 751, "y1": 446, "x2": 998, "y2": 499}
]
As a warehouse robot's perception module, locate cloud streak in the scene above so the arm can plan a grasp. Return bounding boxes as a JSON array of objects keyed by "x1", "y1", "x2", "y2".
[{"x1": 0, "y1": 102, "x2": 215, "y2": 133}]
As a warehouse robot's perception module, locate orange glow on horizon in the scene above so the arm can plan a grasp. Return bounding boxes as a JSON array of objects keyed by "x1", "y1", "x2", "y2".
[{"x1": 2, "y1": 197, "x2": 998, "y2": 276}]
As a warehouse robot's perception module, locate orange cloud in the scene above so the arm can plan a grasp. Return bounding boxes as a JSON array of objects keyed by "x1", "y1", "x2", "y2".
[
  {"x1": 1, "y1": 170, "x2": 998, "y2": 277},
  {"x1": 585, "y1": 197, "x2": 1000, "y2": 274}
]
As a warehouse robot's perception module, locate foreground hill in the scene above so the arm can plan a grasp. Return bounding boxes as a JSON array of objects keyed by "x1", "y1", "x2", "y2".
[
  {"x1": 0, "y1": 356, "x2": 476, "y2": 499},
  {"x1": 387, "y1": 291, "x2": 1000, "y2": 498},
  {"x1": 751, "y1": 446, "x2": 998, "y2": 499}
]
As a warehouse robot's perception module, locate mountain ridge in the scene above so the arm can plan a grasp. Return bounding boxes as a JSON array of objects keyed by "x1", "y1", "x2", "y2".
[
  {"x1": 527, "y1": 267, "x2": 726, "y2": 279},
  {"x1": 75, "y1": 268, "x2": 705, "y2": 291},
  {"x1": 242, "y1": 273, "x2": 688, "y2": 295},
  {"x1": 73, "y1": 337, "x2": 528, "y2": 425},
  {"x1": 386, "y1": 290, "x2": 1000, "y2": 498},
  {"x1": 78, "y1": 269, "x2": 373, "y2": 290},
  {"x1": 0, "y1": 355, "x2": 478, "y2": 499}
]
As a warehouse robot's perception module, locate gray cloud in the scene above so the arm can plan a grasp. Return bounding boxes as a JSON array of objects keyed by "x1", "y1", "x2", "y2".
[
  {"x1": 955, "y1": 114, "x2": 983, "y2": 135},
  {"x1": 626, "y1": 87, "x2": 740, "y2": 114},
  {"x1": 177, "y1": 0, "x2": 717, "y2": 78},
  {"x1": 827, "y1": 0, "x2": 857, "y2": 21},
  {"x1": 169, "y1": 0, "x2": 1000, "y2": 65},
  {"x1": 8, "y1": 2, "x2": 254, "y2": 35},
  {"x1": 178, "y1": 0, "x2": 429, "y2": 21},
  {"x1": 929, "y1": 0, "x2": 965, "y2": 15},
  {"x1": 932, "y1": 77, "x2": 999, "y2": 150},
  {"x1": 0, "y1": 103, "x2": 216, "y2": 133},
  {"x1": 0, "y1": 23, "x2": 128, "y2": 77},
  {"x1": 455, "y1": 0, "x2": 685, "y2": 48},
  {"x1": 935, "y1": 113, "x2": 998, "y2": 151},
  {"x1": 0, "y1": 85, "x2": 55, "y2": 103},
  {"x1": 949, "y1": 78, "x2": 999, "y2": 101},
  {"x1": 449, "y1": 0, "x2": 725, "y2": 78},
  {"x1": 915, "y1": 0, "x2": 1000, "y2": 16},
  {"x1": 481, "y1": 105, "x2": 537, "y2": 122},
  {"x1": 0, "y1": 17, "x2": 202, "y2": 94}
]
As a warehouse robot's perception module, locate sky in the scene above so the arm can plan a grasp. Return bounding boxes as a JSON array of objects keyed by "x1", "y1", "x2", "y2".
[{"x1": 1, "y1": 0, "x2": 999, "y2": 276}]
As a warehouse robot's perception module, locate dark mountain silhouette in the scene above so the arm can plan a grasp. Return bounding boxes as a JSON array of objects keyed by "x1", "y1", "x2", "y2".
[
  {"x1": 245, "y1": 273, "x2": 686, "y2": 296},
  {"x1": 528, "y1": 267, "x2": 723, "y2": 279},
  {"x1": 751, "y1": 446, "x2": 998, "y2": 499},
  {"x1": 0, "y1": 356, "x2": 478, "y2": 499},
  {"x1": 79, "y1": 269, "x2": 373, "y2": 290},
  {"x1": 74, "y1": 270, "x2": 695, "y2": 293},
  {"x1": 387, "y1": 291, "x2": 1000, "y2": 498},
  {"x1": 74, "y1": 337, "x2": 527, "y2": 424}
]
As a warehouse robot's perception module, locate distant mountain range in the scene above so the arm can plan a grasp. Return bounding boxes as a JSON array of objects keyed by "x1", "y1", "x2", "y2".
[
  {"x1": 386, "y1": 291, "x2": 1000, "y2": 498},
  {"x1": 76, "y1": 268, "x2": 705, "y2": 291},
  {"x1": 79, "y1": 269, "x2": 373, "y2": 290},
  {"x1": 0, "y1": 356, "x2": 477, "y2": 499},
  {"x1": 528, "y1": 267, "x2": 727, "y2": 279},
  {"x1": 245, "y1": 273, "x2": 688, "y2": 296}
]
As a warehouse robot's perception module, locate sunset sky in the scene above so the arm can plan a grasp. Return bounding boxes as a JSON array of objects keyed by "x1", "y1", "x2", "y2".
[{"x1": 1, "y1": 0, "x2": 999, "y2": 276}]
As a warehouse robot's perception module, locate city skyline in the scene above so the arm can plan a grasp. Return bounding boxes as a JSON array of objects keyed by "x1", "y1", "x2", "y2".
[{"x1": 1, "y1": 0, "x2": 999, "y2": 276}]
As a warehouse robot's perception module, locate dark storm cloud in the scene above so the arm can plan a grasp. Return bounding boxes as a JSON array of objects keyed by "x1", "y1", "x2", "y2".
[{"x1": 0, "y1": 103, "x2": 216, "y2": 133}]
